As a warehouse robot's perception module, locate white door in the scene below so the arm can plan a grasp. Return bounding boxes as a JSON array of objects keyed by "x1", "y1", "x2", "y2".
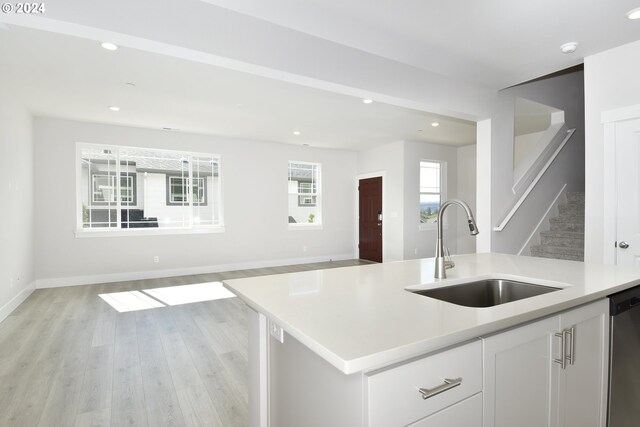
[{"x1": 616, "y1": 119, "x2": 640, "y2": 266}]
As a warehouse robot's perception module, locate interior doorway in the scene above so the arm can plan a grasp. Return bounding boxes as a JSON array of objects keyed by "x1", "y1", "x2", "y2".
[{"x1": 359, "y1": 177, "x2": 383, "y2": 263}]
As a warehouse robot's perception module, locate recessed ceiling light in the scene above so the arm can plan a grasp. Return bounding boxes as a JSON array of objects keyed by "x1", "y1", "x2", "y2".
[
  {"x1": 101, "y1": 42, "x2": 118, "y2": 51},
  {"x1": 560, "y1": 42, "x2": 578, "y2": 54},
  {"x1": 431, "y1": 122, "x2": 440, "y2": 127},
  {"x1": 362, "y1": 99, "x2": 373, "y2": 104},
  {"x1": 108, "y1": 106, "x2": 120, "y2": 111},
  {"x1": 293, "y1": 131, "x2": 301, "y2": 135},
  {"x1": 627, "y1": 7, "x2": 640, "y2": 19}
]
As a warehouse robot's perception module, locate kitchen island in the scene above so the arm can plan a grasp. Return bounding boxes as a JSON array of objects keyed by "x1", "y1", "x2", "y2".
[{"x1": 223, "y1": 253, "x2": 640, "y2": 426}]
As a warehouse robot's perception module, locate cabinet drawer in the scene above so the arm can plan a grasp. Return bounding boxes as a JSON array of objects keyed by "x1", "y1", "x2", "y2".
[
  {"x1": 366, "y1": 340, "x2": 482, "y2": 427},
  {"x1": 408, "y1": 393, "x2": 482, "y2": 427}
]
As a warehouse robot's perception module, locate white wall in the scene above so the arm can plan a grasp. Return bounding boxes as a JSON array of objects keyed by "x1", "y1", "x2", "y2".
[
  {"x1": 0, "y1": 98, "x2": 35, "y2": 319},
  {"x1": 357, "y1": 139, "x2": 477, "y2": 262},
  {"x1": 491, "y1": 70, "x2": 585, "y2": 254},
  {"x1": 584, "y1": 40, "x2": 640, "y2": 263},
  {"x1": 456, "y1": 144, "x2": 477, "y2": 254},
  {"x1": 33, "y1": 118, "x2": 357, "y2": 284}
]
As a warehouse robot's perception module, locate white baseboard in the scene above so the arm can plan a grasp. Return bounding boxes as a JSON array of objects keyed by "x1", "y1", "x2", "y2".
[
  {"x1": 35, "y1": 253, "x2": 356, "y2": 289},
  {"x1": 0, "y1": 282, "x2": 36, "y2": 323}
]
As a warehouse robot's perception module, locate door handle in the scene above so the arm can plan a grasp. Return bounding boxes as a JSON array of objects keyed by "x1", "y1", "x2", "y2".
[
  {"x1": 566, "y1": 326, "x2": 575, "y2": 366},
  {"x1": 619, "y1": 241, "x2": 630, "y2": 249}
]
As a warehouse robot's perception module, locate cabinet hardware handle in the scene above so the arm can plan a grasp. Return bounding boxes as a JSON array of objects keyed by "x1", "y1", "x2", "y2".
[
  {"x1": 554, "y1": 330, "x2": 568, "y2": 369},
  {"x1": 418, "y1": 377, "x2": 462, "y2": 400},
  {"x1": 566, "y1": 327, "x2": 575, "y2": 365}
]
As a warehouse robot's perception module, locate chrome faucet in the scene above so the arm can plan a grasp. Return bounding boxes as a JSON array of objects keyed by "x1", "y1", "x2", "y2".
[{"x1": 434, "y1": 199, "x2": 479, "y2": 279}]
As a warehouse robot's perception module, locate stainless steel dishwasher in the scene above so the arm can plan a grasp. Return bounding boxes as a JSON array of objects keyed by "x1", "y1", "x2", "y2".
[{"x1": 608, "y1": 285, "x2": 640, "y2": 426}]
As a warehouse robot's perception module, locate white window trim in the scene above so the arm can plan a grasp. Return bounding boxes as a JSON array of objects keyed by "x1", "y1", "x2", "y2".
[
  {"x1": 419, "y1": 160, "x2": 447, "y2": 231},
  {"x1": 75, "y1": 142, "x2": 224, "y2": 236},
  {"x1": 288, "y1": 160, "x2": 322, "y2": 229}
]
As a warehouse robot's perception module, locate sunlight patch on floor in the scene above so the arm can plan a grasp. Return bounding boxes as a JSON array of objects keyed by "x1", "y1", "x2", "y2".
[
  {"x1": 143, "y1": 282, "x2": 236, "y2": 306},
  {"x1": 99, "y1": 291, "x2": 165, "y2": 312}
]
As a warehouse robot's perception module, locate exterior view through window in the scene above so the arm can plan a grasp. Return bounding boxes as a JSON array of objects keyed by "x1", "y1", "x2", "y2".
[
  {"x1": 420, "y1": 160, "x2": 442, "y2": 226},
  {"x1": 78, "y1": 144, "x2": 222, "y2": 232},
  {"x1": 288, "y1": 161, "x2": 321, "y2": 226}
]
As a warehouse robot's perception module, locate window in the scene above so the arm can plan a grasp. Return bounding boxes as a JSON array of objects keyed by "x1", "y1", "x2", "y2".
[
  {"x1": 91, "y1": 173, "x2": 136, "y2": 205},
  {"x1": 288, "y1": 161, "x2": 321, "y2": 226},
  {"x1": 78, "y1": 143, "x2": 222, "y2": 234},
  {"x1": 297, "y1": 181, "x2": 316, "y2": 206},
  {"x1": 420, "y1": 161, "x2": 443, "y2": 227},
  {"x1": 167, "y1": 176, "x2": 207, "y2": 205}
]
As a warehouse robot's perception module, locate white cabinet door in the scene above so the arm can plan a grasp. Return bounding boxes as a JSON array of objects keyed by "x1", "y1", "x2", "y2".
[
  {"x1": 483, "y1": 315, "x2": 560, "y2": 427},
  {"x1": 557, "y1": 300, "x2": 609, "y2": 427}
]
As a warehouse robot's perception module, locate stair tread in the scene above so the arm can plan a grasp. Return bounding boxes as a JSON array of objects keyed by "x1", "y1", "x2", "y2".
[
  {"x1": 550, "y1": 217, "x2": 584, "y2": 223},
  {"x1": 540, "y1": 230, "x2": 584, "y2": 236}
]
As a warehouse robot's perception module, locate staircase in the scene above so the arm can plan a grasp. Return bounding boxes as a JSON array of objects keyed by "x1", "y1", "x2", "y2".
[{"x1": 530, "y1": 192, "x2": 584, "y2": 261}]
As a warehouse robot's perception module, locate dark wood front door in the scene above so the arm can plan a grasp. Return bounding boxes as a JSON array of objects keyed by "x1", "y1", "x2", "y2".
[{"x1": 359, "y1": 177, "x2": 383, "y2": 263}]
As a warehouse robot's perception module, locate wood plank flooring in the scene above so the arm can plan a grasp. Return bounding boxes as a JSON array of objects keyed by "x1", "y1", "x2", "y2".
[{"x1": 0, "y1": 259, "x2": 370, "y2": 426}]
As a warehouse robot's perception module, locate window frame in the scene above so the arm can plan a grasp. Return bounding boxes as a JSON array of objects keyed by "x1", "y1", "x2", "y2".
[
  {"x1": 166, "y1": 175, "x2": 208, "y2": 206},
  {"x1": 288, "y1": 161, "x2": 322, "y2": 230},
  {"x1": 75, "y1": 142, "x2": 224, "y2": 237},
  {"x1": 419, "y1": 160, "x2": 446, "y2": 231},
  {"x1": 91, "y1": 172, "x2": 137, "y2": 206}
]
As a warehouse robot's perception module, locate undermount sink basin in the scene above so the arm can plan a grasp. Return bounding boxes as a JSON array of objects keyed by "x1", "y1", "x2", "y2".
[{"x1": 410, "y1": 278, "x2": 560, "y2": 308}]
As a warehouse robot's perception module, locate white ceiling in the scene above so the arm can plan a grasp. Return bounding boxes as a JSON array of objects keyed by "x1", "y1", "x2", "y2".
[
  {"x1": 201, "y1": 0, "x2": 640, "y2": 88},
  {"x1": 0, "y1": 26, "x2": 476, "y2": 150},
  {"x1": 2, "y1": 2, "x2": 638, "y2": 150}
]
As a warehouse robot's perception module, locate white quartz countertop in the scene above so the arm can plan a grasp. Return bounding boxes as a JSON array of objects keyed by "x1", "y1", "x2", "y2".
[{"x1": 223, "y1": 253, "x2": 640, "y2": 375}]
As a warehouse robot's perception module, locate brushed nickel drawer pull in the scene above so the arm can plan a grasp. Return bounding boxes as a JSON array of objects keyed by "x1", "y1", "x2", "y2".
[{"x1": 418, "y1": 377, "x2": 462, "y2": 400}]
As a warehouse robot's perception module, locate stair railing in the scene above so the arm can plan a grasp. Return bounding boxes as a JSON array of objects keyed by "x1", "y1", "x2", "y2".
[{"x1": 494, "y1": 128, "x2": 575, "y2": 231}]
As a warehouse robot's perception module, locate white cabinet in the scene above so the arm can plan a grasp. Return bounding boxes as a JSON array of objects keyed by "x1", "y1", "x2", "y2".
[{"x1": 483, "y1": 300, "x2": 609, "y2": 427}]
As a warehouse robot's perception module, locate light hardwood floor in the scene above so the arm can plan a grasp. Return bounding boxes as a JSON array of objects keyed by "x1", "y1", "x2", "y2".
[{"x1": 0, "y1": 259, "x2": 370, "y2": 427}]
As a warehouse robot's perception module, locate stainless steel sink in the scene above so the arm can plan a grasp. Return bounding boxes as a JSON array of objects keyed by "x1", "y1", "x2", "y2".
[{"x1": 410, "y1": 278, "x2": 560, "y2": 308}]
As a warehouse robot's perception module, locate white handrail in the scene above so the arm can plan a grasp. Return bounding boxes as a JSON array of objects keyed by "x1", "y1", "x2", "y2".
[{"x1": 494, "y1": 128, "x2": 575, "y2": 231}]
